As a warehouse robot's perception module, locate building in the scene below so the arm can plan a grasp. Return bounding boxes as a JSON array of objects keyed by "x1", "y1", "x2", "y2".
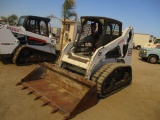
[
  {"x1": 60, "y1": 20, "x2": 80, "y2": 43},
  {"x1": 52, "y1": 27, "x2": 61, "y2": 35}
]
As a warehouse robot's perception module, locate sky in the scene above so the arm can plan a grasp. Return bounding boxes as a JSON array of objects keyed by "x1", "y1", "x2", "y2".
[{"x1": 0, "y1": 0, "x2": 159, "y2": 38}]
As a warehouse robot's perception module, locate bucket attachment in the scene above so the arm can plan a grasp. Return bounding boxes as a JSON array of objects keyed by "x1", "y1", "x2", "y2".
[{"x1": 18, "y1": 62, "x2": 98, "y2": 119}]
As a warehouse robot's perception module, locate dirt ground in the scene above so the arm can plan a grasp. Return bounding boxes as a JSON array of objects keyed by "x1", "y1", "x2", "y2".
[{"x1": 0, "y1": 50, "x2": 160, "y2": 120}]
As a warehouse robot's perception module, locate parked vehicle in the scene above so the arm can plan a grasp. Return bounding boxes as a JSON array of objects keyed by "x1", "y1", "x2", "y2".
[
  {"x1": 0, "y1": 15, "x2": 59, "y2": 65},
  {"x1": 17, "y1": 16, "x2": 134, "y2": 119},
  {"x1": 139, "y1": 46, "x2": 160, "y2": 64},
  {"x1": 133, "y1": 33, "x2": 155, "y2": 50},
  {"x1": 144, "y1": 38, "x2": 160, "y2": 48}
]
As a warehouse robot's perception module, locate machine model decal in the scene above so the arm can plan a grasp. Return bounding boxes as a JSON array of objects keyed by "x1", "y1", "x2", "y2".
[
  {"x1": 1, "y1": 43, "x2": 14, "y2": 45},
  {"x1": 9, "y1": 27, "x2": 20, "y2": 33},
  {"x1": 118, "y1": 39, "x2": 124, "y2": 45},
  {"x1": 127, "y1": 48, "x2": 132, "y2": 56}
]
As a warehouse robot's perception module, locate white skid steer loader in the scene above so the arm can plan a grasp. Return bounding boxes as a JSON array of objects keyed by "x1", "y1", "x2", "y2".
[
  {"x1": 17, "y1": 16, "x2": 134, "y2": 119},
  {"x1": 0, "y1": 15, "x2": 59, "y2": 65}
]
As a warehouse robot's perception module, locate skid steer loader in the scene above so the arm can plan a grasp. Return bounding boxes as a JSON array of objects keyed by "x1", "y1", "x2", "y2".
[
  {"x1": 0, "y1": 15, "x2": 59, "y2": 65},
  {"x1": 17, "y1": 16, "x2": 134, "y2": 119}
]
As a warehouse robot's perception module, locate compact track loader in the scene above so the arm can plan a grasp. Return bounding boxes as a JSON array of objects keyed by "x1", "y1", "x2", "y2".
[
  {"x1": 0, "y1": 15, "x2": 59, "y2": 65},
  {"x1": 17, "y1": 16, "x2": 134, "y2": 119}
]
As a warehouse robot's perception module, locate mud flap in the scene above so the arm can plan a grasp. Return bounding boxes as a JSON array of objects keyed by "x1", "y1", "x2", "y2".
[{"x1": 18, "y1": 62, "x2": 98, "y2": 119}]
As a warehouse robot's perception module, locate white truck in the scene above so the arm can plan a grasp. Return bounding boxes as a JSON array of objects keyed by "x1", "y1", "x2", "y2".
[{"x1": 133, "y1": 33, "x2": 155, "y2": 49}]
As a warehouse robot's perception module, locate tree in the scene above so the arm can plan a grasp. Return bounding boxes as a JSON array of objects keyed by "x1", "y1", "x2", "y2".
[
  {"x1": 0, "y1": 16, "x2": 8, "y2": 24},
  {"x1": 8, "y1": 14, "x2": 18, "y2": 26},
  {"x1": 0, "y1": 14, "x2": 18, "y2": 26},
  {"x1": 61, "y1": 0, "x2": 77, "y2": 50}
]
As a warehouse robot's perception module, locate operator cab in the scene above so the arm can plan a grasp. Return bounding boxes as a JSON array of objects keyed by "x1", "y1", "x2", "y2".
[
  {"x1": 18, "y1": 15, "x2": 50, "y2": 37},
  {"x1": 155, "y1": 39, "x2": 160, "y2": 44},
  {"x1": 75, "y1": 16, "x2": 122, "y2": 56}
]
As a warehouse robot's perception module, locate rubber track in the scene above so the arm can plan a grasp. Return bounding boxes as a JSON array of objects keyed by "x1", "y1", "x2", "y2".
[
  {"x1": 91, "y1": 63, "x2": 132, "y2": 98},
  {"x1": 12, "y1": 45, "x2": 59, "y2": 65}
]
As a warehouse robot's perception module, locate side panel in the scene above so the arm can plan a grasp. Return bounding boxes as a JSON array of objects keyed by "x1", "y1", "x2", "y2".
[
  {"x1": 26, "y1": 44, "x2": 56, "y2": 54},
  {"x1": 147, "y1": 48, "x2": 160, "y2": 58},
  {"x1": 0, "y1": 26, "x2": 19, "y2": 56}
]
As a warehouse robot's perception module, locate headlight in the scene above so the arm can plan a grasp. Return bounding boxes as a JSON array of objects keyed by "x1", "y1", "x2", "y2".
[{"x1": 142, "y1": 49, "x2": 147, "y2": 55}]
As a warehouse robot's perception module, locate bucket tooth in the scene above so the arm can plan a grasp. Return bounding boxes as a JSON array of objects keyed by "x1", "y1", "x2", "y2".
[
  {"x1": 58, "y1": 110, "x2": 70, "y2": 119},
  {"x1": 50, "y1": 105, "x2": 60, "y2": 114},
  {"x1": 40, "y1": 96, "x2": 51, "y2": 106},
  {"x1": 50, "y1": 108, "x2": 60, "y2": 114},
  {"x1": 42, "y1": 102, "x2": 51, "y2": 107},
  {"x1": 34, "y1": 96, "x2": 42, "y2": 100},
  {"x1": 21, "y1": 82, "x2": 29, "y2": 90},
  {"x1": 16, "y1": 82, "x2": 22, "y2": 86},
  {"x1": 21, "y1": 86, "x2": 29, "y2": 90},
  {"x1": 27, "y1": 90, "x2": 35, "y2": 95},
  {"x1": 63, "y1": 115, "x2": 70, "y2": 120},
  {"x1": 27, "y1": 87, "x2": 36, "y2": 95}
]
